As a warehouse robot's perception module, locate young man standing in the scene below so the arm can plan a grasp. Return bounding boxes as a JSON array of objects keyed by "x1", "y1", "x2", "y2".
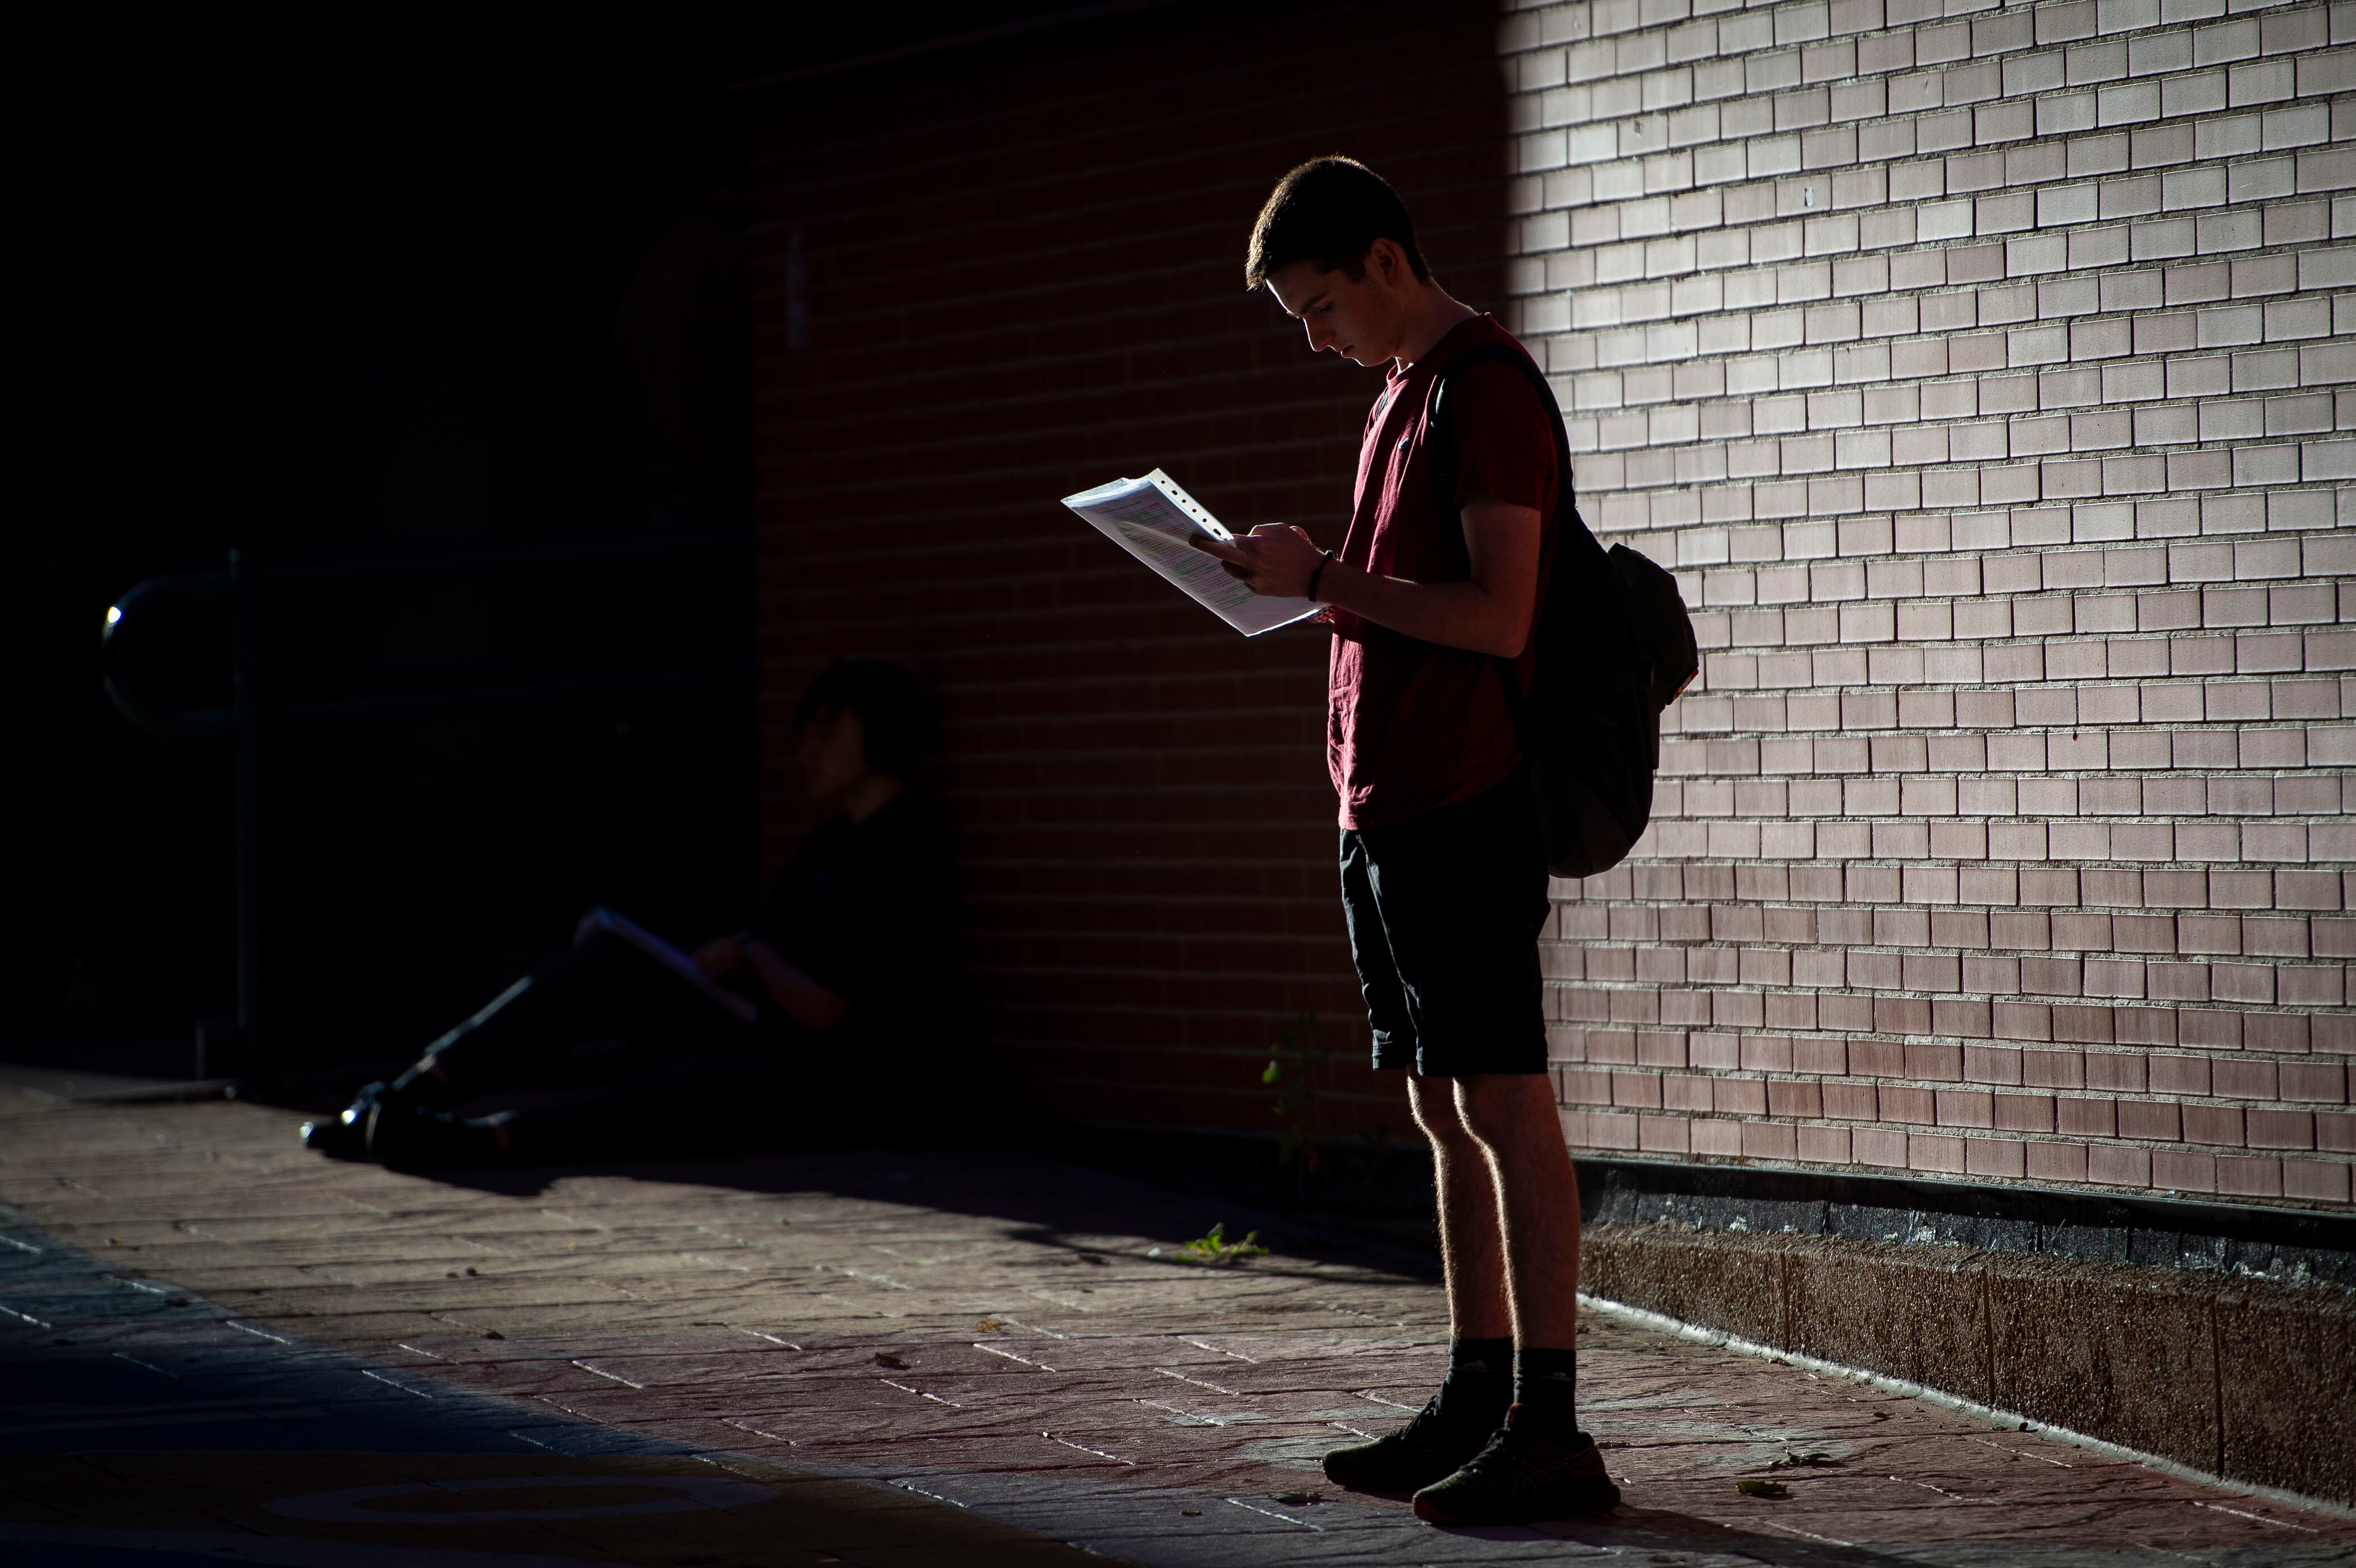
[{"x1": 1193, "y1": 157, "x2": 1618, "y2": 1525}]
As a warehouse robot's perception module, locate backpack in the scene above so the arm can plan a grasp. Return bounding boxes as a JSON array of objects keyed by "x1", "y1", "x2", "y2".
[{"x1": 1428, "y1": 343, "x2": 1698, "y2": 879}]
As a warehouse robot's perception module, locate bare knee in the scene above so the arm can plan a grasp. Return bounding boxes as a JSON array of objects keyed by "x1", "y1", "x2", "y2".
[
  {"x1": 1408, "y1": 1074, "x2": 1480, "y2": 1154},
  {"x1": 1452, "y1": 1073, "x2": 1555, "y2": 1150}
]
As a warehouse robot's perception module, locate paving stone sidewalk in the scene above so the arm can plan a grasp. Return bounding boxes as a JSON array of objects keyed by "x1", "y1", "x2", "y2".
[{"x1": 2, "y1": 1084, "x2": 2350, "y2": 1566}]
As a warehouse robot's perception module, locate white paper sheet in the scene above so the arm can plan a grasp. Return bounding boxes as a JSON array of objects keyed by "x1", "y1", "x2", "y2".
[{"x1": 1062, "y1": 469, "x2": 1322, "y2": 637}]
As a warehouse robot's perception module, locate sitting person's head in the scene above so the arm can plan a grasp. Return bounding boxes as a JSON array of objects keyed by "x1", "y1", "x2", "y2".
[{"x1": 794, "y1": 658, "x2": 935, "y2": 819}]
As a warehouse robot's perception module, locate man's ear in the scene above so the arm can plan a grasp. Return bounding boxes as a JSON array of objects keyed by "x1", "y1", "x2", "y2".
[{"x1": 1367, "y1": 237, "x2": 1414, "y2": 292}]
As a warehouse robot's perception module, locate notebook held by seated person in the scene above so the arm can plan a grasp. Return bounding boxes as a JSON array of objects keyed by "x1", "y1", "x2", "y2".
[{"x1": 574, "y1": 906, "x2": 760, "y2": 1025}]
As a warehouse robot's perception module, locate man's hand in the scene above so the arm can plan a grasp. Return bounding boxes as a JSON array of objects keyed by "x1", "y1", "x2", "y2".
[
  {"x1": 692, "y1": 933, "x2": 745, "y2": 977},
  {"x1": 1186, "y1": 523, "x2": 1326, "y2": 598},
  {"x1": 1193, "y1": 501, "x2": 1541, "y2": 656}
]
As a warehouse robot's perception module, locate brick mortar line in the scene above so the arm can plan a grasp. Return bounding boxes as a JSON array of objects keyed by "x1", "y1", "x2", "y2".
[
  {"x1": 1552, "y1": 1035, "x2": 2353, "y2": 1061},
  {"x1": 1545, "y1": 944, "x2": 2353, "y2": 964},
  {"x1": 1571, "y1": 1288, "x2": 2356, "y2": 1522},
  {"x1": 1544, "y1": 1000, "x2": 2351, "y2": 1034},
  {"x1": 1573, "y1": 1091, "x2": 2349, "y2": 1114},
  {"x1": 1545, "y1": 362, "x2": 2356, "y2": 414},
  {"x1": 1665, "y1": 726, "x2": 2350, "y2": 738},
  {"x1": 1629, "y1": 795, "x2": 2354, "y2": 806},
  {"x1": 1497, "y1": 58, "x2": 2355, "y2": 121},
  {"x1": 1558, "y1": 1013, "x2": 2341, "y2": 1035},
  {"x1": 1569, "y1": 414, "x2": 2356, "y2": 453},
  {"x1": 1503, "y1": 0, "x2": 2335, "y2": 40},
  {"x1": 1578, "y1": 434, "x2": 2356, "y2": 469},
  {"x1": 1503, "y1": 39, "x2": 2349, "y2": 84},
  {"x1": 1562, "y1": 1113, "x2": 2353, "y2": 1159},
  {"x1": 1564, "y1": 1124, "x2": 2354, "y2": 1182},
  {"x1": 1509, "y1": 91, "x2": 2353, "y2": 151},
  {"x1": 1561, "y1": 1066, "x2": 2348, "y2": 1094},
  {"x1": 1524, "y1": 283, "x2": 2356, "y2": 333},
  {"x1": 1555, "y1": 862, "x2": 2349, "y2": 878},
  {"x1": 1503, "y1": 0, "x2": 2340, "y2": 42},
  {"x1": 1528, "y1": 311, "x2": 2352, "y2": 364},
  {"x1": 1570, "y1": 425, "x2": 2356, "y2": 464},
  {"x1": 1547, "y1": 977, "x2": 2352, "y2": 1005},
  {"x1": 1512, "y1": 165, "x2": 2356, "y2": 248},
  {"x1": 1530, "y1": 279, "x2": 2355, "y2": 321},
  {"x1": 1558, "y1": 1073, "x2": 2353, "y2": 1108},
  {"x1": 1564, "y1": 855, "x2": 2356, "y2": 870},
  {"x1": 1509, "y1": 143, "x2": 2354, "y2": 225},
  {"x1": 1502, "y1": 65, "x2": 2352, "y2": 132},
  {"x1": 1581, "y1": 853, "x2": 2353, "y2": 867},
  {"x1": 1524, "y1": 279, "x2": 2356, "y2": 323},
  {"x1": 1555, "y1": 942, "x2": 2345, "y2": 958},
  {"x1": 1559, "y1": 373, "x2": 2356, "y2": 409},
  {"x1": 1667, "y1": 686, "x2": 2354, "y2": 700},
  {"x1": 1688, "y1": 609, "x2": 2354, "y2": 624}
]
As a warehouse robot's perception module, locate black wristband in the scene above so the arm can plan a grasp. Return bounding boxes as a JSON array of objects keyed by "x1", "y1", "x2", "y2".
[{"x1": 1306, "y1": 548, "x2": 1335, "y2": 602}]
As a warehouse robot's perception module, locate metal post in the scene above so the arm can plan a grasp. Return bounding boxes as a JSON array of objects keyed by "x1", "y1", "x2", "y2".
[{"x1": 230, "y1": 547, "x2": 264, "y2": 1083}]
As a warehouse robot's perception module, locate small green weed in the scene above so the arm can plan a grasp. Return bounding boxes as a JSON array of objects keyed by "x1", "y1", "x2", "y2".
[{"x1": 1168, "y1": 1222, "x2": 1268, "y2": 1266}]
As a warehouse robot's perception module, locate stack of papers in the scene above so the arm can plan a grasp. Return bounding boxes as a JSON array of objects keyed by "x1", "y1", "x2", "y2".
[{"x1": 1062, "y1": 469, "x2": 1322, "y2": 637}]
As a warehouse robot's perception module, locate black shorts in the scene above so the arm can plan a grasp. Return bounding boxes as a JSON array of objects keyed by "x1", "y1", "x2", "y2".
[{"x1": 1338, "y1": 772, "x2": 1550, "y2": 1078}]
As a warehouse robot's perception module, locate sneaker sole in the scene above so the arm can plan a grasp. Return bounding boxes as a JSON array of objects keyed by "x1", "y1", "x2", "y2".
[
  {"x1": 300, "y1": 1120, "x2": 371, "y2": 1160},
  {"x1": 1324, "y1": 1451, "x2": 1489, "y2": 1496},
  {"x1": 1322, "y1": 1425, "x2": 1494, "y2": 1496},
  {"x1": 1411, "y1": 1479, "x2": 1621, "y2": 1525}
]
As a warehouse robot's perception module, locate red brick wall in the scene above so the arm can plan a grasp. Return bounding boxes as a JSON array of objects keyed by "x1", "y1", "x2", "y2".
[{"x1": 746, "y1": 3, "x2": 1511, "y2": 1135}]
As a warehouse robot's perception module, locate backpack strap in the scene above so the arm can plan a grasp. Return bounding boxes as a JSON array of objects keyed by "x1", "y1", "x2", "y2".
[
  {"x1": 1424, "y1": 342, "x2": 1611, "y2": 722},
  {"x1": 1425, "y1": 341, "x2": 1608, "y2": 598},
  {"x1": 1426, "y1": 344, "x2": 1560, "y2": 507}
]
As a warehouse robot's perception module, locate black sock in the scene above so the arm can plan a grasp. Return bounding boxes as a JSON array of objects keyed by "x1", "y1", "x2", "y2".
[
  {"x1": 1433, "y1": 1336, "x2": 1513, "y2": 1427},
  {"x1": 1514, "y1": 1345, "x2": 1579, "y2": 1435}
]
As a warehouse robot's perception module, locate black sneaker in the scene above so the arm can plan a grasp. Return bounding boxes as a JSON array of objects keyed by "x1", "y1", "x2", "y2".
[
  {"x1": 300, "y1": 1081, "x2": 390, "y2": 1159},
  {"x1": 366, "y1": 1103, "x2": 500, "y2": 1170},
  {"x1": 1411, "y1": 1405, "x2": 1620, "y2": 1524},
  {"x1": 1324, "y1": 1395, "x2": 1501, "y2": 1494}
]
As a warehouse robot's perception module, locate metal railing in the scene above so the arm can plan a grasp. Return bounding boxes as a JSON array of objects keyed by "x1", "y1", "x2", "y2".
[{"x1": 101, "y1": 528, "x2": 754, "y2": 1085}]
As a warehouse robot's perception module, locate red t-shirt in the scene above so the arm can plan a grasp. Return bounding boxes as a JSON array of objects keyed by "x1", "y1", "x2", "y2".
[{"x1": 1327, "y1": 315, "x2": 1560, "y2": 830}]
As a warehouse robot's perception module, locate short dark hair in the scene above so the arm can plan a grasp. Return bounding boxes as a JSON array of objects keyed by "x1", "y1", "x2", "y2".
[
  {"x1": 1244, "y1": 156, "x2": 1430, "y2": 291},
  {"x1": 794, "y1": 658, "x2": 936, "y2": 777}
]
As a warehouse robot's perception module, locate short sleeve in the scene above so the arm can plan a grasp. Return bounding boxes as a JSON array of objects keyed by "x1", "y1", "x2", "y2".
[{"x1": 1447, "y1": 360, "x2": 1556, "y2": 514}]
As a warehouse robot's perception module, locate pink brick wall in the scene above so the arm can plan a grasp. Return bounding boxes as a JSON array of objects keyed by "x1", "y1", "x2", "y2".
[{"x1": 1507, "y1": 0, "x2": 2355, "y2": 1206}]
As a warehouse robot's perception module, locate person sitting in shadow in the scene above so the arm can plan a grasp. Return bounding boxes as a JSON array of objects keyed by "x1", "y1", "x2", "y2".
[{"x1": 301, "y1": 658, "x2": 958, "y2": 1170}]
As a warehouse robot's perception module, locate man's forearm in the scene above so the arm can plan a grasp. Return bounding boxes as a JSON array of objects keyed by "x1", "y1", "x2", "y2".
[
  {"x1": 1319, "y1": 560, "x2": 1530, "y2": 659},
  {"x1": 741, "y1": 941, "x2": 853, "y2": 1034},
  {"x1": 1190, "y1": 501, "x2": 1540, "y2": 657}
]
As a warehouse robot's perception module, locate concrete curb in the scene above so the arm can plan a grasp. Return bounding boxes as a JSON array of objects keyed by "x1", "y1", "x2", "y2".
[{"x1": 1577, "y1": 1289, "x2": 2356, "y2": 1525}]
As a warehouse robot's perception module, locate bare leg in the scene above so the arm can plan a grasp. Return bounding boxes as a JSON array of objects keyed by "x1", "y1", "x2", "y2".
[
  {"x1": 1408, "y1": 1072, "x2": 1512, "y2": 1340},
  {"x1": 1455, "y1": 1073, "x2": 1582, "y2": 1348}
]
